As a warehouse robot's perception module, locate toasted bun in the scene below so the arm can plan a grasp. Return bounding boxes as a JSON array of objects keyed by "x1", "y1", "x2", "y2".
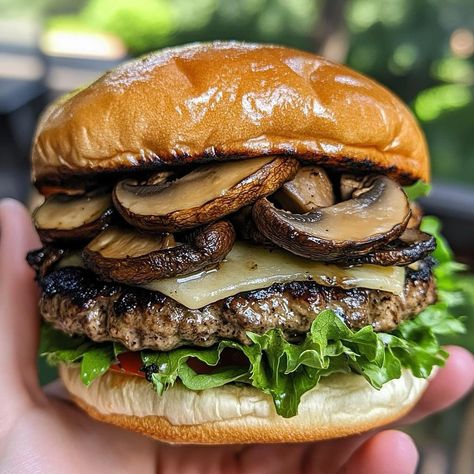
[
  {"x1": 33, "y1": 42, "x2": 429, "y2": 189},
  {"x1": 60, "y1": 364, "x2": 428, "y2": 444}
]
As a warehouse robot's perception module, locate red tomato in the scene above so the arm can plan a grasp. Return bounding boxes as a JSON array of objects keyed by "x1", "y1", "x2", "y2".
[
  {"x1": 110, "y1": 352, "x2": 145, "y2": 378},
  {"x1": 109, "y1": 348, "x2": 249, "y2": 377}
]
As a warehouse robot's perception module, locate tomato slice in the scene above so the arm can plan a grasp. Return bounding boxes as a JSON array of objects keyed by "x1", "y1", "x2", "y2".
[
  {"x1": 110, "y1": 352, "x2": 145, "y2": 378},
  {"x1": 110, "y1": 348, "x2": 249, "y2": 378}
]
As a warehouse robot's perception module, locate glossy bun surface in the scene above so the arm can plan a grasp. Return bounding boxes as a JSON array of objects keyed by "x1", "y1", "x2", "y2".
[{"x1": 33, "y1": 42, "x2": 429, "y2": 188}]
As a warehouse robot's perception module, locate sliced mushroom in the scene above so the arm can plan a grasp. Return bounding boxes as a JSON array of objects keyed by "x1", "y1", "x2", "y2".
[
  {"x1": 39, "y1": 186, "x2": 87, "y2": 197},
  {"x1": 334, "y1": 229, "x2": 436, "y2": 266},
  {"x1": 82, "y1": 220, "x2": 236, "y2": 285},
  {"x1": 113, "y1": 157, "x2": 299, "y2": 232},
  {"x1": 33, "y1": 192, "x2": 113, "y2": 243},
  {"x1": 274, "y1": 166, "x2": 335, "y2": 213},
  {"x1": 253, "y1": 176, "x2": 411, "y2": 261}
]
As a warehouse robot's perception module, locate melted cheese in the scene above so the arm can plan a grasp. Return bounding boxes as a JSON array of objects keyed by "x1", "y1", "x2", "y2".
[{"x1": 144, "y1": 242, "x2": 405, "y2": 309}]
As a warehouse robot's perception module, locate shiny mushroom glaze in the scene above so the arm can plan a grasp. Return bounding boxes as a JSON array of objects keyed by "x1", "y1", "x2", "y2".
[
  {"x1": 33, "y1": 192, "x2": 114, "y2": 243},
  {"x1": 334, "y1": 229, "x2": 436, "y2": 266},
  {"x1": 253, "y1": 176, "x2": 411, "y2": 261},
  {"x1": 112, "y1": 157, "x2": 299, "y2": 232},
  {"x1": 82, "y1": 220, "x2": 235, "y2": 285}
]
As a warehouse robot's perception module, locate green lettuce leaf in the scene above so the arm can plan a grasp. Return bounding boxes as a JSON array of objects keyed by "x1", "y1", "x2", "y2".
[
  {"x1": 40, "y1": 325, "x2": 116, "y2": 385},
  {"x1": 39, "y1": 216, "x2": 466, "y2": 417},
  {"x1": 40, "y1": 307, "x2": 463, "y2": 417},
  {"x1": 404, "y1": 181, "x2": 432, "y2": 201},
  {"x1": 80, "y1": 346, "x2": 115, "y2": 385}
]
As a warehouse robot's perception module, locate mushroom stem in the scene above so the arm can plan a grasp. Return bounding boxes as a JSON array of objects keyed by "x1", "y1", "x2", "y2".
[{"x1": 274, "y1": 166, "x2": 335, "y2": 212}]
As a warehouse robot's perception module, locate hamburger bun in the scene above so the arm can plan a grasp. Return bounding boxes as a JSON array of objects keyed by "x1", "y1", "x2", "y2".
[
  {"x1": 31, "y1": 42, "x2": 437, "y2": 446},
  {"x1": 60, "y1": 364, "x2": 428, "y2": 444},
  {"x1": 33, "y1": 41, "x2": 429, "y2": 189}
]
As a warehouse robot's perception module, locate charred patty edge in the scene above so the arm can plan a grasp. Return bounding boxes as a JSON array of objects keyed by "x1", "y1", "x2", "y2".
[{"x1": 36, "y1": 259, "x2": 437, "y2": 351}]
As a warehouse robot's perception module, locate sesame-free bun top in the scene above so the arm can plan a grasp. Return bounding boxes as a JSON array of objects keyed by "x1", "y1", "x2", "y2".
[{"x1": 32, "y1": 41, "x2": 429, "y2": 188}]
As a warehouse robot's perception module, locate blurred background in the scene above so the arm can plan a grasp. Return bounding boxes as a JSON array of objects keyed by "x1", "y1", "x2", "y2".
[{"x1": 0, "y1": 1, "x2": 472, "y2": 472}]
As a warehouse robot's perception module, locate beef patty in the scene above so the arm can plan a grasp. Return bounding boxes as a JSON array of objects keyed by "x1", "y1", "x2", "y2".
[{"x1": 37, "y1": 259, "x2": 436, "y2": 351}]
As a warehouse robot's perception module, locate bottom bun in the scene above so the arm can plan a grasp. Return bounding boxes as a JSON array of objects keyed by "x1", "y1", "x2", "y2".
[{"x1": 60, "y1": 364, "x2": 428, "y2": 444}]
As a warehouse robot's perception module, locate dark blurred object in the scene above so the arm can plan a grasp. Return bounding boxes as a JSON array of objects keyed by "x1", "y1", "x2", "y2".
[
  {"x1": 313, "y1": 0, "x2": 348, "y2": 62},
  {"x1": 0, "y1": 19, "x2": 46, "y2": 201},
  {"x1": 0, "y1": 17, "x2": 126, "y2": 201},
  {"x1": 421, "y1": 182, "x2": 474, "y2": 266}
]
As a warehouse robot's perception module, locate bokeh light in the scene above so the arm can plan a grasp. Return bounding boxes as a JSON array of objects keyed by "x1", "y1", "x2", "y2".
[{"x1": 450, "y1": 28, "x2": 474, "y2": 58}]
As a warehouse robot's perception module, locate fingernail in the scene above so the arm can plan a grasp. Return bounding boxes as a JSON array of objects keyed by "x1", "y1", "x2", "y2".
[
  {"x1": 0, "y1": 198, "x2": 22, "y2": 210},
  {"x1": 0, "y1": 199, "x2": 23, "y2": 237}
]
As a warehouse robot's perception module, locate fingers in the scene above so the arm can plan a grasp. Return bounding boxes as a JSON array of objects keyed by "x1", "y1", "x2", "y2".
[
  {"x1": 403, "y1": 346, "x2": 474, "y2": 424},
  {"x1": 235, "y1": 431, "x2": 416, "y2": 474},
  {"x1": 340, "y1": 430, "x2": 418, "y2": 474},
  {"x1": 299, "y1": 434, "x2": 372, "y2": 473},
  {"x1": 0, "y1": 199, "x2": 41, "y2": 397},
  {"x1": 236, "y1": 444, "x2": 308, "y2": 474}
]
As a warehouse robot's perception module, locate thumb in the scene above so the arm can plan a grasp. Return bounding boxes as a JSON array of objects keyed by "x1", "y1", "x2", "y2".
[{"x1": 0, "y1": 199, "x2": 42, "y2": 400}]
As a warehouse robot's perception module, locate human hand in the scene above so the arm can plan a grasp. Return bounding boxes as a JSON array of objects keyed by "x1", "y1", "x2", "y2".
[{"x1": 0, "y1": 199, "x2": 472, "y2": 474}]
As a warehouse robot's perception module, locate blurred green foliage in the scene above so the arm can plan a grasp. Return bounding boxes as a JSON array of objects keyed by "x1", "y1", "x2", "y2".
[
  {"x1": 28, "y1": 0, "x2": 473, "y2": 185},
  {"x1": 2, "y1": 0, "x2": 473, "y2": 185},
  {"x1": 445, "y1": 274, "x2": 474, "y2": 352},
  {"x1": 46, "y1": 0, "x2": 319, "y2": 52},
  {"x1": 344, "y1": 0, "x2": 474, "y2": 185}
]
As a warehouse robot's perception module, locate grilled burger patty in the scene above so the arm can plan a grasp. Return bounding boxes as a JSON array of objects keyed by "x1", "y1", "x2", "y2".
[{"x1": 38, "y1": 259, "x2": 436, "y2": 351}]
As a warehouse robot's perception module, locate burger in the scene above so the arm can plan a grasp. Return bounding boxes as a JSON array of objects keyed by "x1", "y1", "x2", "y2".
[{"x1": 28, "y1": 42, "x2": 464, "y2": 444}]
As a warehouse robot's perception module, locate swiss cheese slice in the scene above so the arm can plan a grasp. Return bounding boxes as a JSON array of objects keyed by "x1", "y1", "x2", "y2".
[{"x1": 144, "y1": 242, "x2": 405, "y2": 309}]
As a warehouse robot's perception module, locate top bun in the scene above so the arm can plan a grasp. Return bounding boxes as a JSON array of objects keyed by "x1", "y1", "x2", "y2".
[{"x1": 32, "y1": 41, "x2": 429, "y2": 188}]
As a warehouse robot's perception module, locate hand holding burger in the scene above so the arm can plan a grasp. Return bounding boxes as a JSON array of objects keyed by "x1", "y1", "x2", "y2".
[{"x1": 0, "y1": 198, "x2": 473, "y2": 473}]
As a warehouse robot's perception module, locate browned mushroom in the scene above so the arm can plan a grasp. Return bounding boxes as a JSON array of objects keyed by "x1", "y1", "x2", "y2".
[
  {"x1": 33, "y1": 192, "x2": 113, "y2": 243},
  {"x1": 113, "y1": 157, "x2": 299, "y2": 232},
  {"x1": 82, "y1": 220, "x2": 236, "y2": 285},
  {"x1": 40, "y1": 186, "x2": 87, "y2": 198},
  {"x1": 343, "y1": 174, "x2": 423, "y2": 230},
  {"x1": 253, "y1": 176, "x2": 411, "y2": 261},
  {"x1": 273, "y1": 166, "x2": 335, "y2": 213},
  {"x1": 334, "y1": 229, "x2": 436, "y2": 266}
]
